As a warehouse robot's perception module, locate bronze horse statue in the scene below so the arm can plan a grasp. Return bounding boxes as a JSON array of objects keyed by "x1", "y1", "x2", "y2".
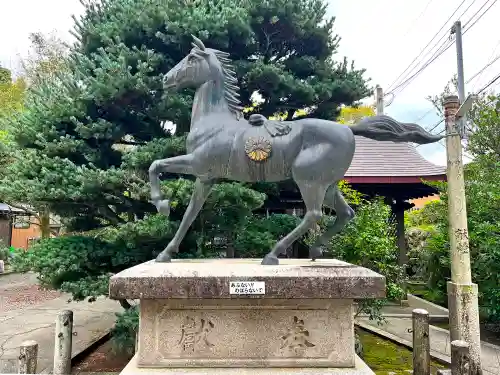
[{"x1": 149, "y1": 35, "x2": 443, "y2": 265}]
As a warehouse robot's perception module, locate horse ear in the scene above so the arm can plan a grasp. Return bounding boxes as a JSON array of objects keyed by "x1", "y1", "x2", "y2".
[
  {"x1": 191, "y1": 35, "x2": 206, "y2": 50},
  {"x1": 191, "y1": 44, "x2": 209, "y2": 57}
]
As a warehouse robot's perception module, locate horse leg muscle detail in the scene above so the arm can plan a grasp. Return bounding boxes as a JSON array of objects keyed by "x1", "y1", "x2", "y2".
[
  {"x1": 309, "y1": 185, "x2": 355, "y2": 260},
  {"x1": 149, "y1": 154, "x2": 194, "y2": 216},
  {"x1": 261, "y1": 181, "x2": 328, "y2": 265},
  {"x1": 156, "y1": 178, "x2": 214, "y2": 263}
]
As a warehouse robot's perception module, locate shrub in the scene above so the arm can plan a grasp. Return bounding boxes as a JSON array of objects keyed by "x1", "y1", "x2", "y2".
[
  {"x1": 111, "y1": 305, "x2": 139, "y2": 356},
  {"x1": 234, "y1": 214, "x2": 301, "y2": 258},
  {"x1": 327, "y1": 198, "x2": 405, "y2": 301},
  {"x1": 0, "y1": 240, "x2": 11, "y2": 264},
  {"x1": 307, "y1": 197, "x2": 405, "y2": 323},
  {"x1": 11, "y1": 235, "x2": 117, "y2": 300}
]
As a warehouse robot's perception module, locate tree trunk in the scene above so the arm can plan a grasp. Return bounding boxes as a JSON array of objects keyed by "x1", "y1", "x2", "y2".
[
  {"x1": 226, "y1": 236, "x2": 235, "y2": 258},
  {"x1": 39, "y1": 209, "x2": 51, "y2": 238},
  {"x1": 119, "y1": 299, "x2": 132, "y2": 309}
]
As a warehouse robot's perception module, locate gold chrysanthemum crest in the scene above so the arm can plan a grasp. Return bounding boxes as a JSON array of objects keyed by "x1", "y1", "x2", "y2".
[{"x1": 245, "y1": 136, "x2": 272, "y2": 162}]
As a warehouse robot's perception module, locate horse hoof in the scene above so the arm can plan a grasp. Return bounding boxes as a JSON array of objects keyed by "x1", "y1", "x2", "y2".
[
  {"x1": 309, "y1": 246, "x2": 323, "y2": 261},
  {"x1": 155, "y1": 200, "x2": 171, "y2": 217},
  {"x1": 155, "y1": 251, "x2": 172, "y2": 263},
  {"x1": 261, "y1": 254, "x2": 279, "y2": 265}
]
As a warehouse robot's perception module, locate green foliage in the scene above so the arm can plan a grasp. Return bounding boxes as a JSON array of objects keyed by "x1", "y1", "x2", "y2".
[
  {"x1": 404, "y1": 200, "x2": 442, "y2": 231},
  {"x1": 338, "y1": 179, "x2": 365, "y2": 206},
  {"x1": 324, "y1": 198, "x2": 405, "y2": 322},
  {"x1": 0, "y1": 66, "x2": 25, "y2": 120},
  {"x1": 303, "y1": 187, "x2": 405, "y2": 323},
  {"x1": 358, "y1": 329, "x2": 445, "y2": 374},
  {"x1": 234, "y1": 214, "x2": 300, "y2": 257},
  {"x1": 11, "y1": 236, "x2": 116, "y2": 300},
  {"x1": 0, "y1": 240, "x2": 11, "y2": 264},
  {"x1": 111, "y1": 305, "x2": 139, "y2": 356},
  {"x1": 327, "y1": 198, "x2": 405, "y2": 300},
  {"x1": 468, "y1": 94, "x2": 500, "y2": 160},
  {"x1": 11, "y1": 214, "x2": 177, "y2": 301}
]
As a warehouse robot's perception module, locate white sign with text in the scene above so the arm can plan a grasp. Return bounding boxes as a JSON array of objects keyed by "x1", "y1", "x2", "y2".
[{"x1": 229, "y1": 281, "x2": 266, "y2": 295}]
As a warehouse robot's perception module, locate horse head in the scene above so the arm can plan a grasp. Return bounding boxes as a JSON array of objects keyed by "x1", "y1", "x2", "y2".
[
  {"x1": 163, "y1": 35, "x2": 243, "y2": 118},
  {"x1": 164, "y1": 35, "x2": 229, "y2": 90}
]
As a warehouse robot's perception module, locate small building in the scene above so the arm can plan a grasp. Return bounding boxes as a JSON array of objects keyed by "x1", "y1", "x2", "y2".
[
  {"x1": 0, "y1": 203, "x2": 24, "y2": 247},
  {"x1": 410, "y1": 194, "x2": 440, "y2": 210},
  {"x1": 0, "y1": 203, "x2": 61, "y2": 249}
]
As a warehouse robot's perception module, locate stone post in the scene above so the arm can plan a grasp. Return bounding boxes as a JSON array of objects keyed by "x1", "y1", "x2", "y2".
[
  {"x1": 443, "y1": 96, "x2": 482, "y2": 375},
  {"x1": 412, "y1": 308, "x2": 430, "y2": 375},
  {"x1": 53, "y1": 310, "x2": 73, "y2": 375},
  {"x1": 451, "y1": 340, "x2": 470, "y2": 375},
  {"x1": 18, "y1": 340, "x2": 38, "y2": 374}
]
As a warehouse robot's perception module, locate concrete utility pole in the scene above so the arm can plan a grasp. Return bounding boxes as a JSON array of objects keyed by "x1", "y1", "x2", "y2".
[
  {"x1": 443, "y1": 95, "x2": 482, "y2": 375},
  {"x1": 375, "y1": 85, "x2": 384, "y2": 115},
  {"x1": 451, "y1": 20, "x2": 467, "y2": 138}
]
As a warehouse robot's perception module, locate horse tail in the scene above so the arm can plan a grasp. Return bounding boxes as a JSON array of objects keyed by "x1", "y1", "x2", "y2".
[{"x1": 349, "y1": 115, "x2": 443, "y2": 144}]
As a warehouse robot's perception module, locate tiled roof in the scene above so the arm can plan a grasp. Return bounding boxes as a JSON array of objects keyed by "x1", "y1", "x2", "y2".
[
  {"x1": 345, "y1": 136, "x2": 446, "y2": 177},
  {"x1": 0, "y1": 203, "x2": 25, "y2": 213}
]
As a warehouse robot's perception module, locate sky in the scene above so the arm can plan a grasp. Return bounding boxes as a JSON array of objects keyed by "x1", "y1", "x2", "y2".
[{"x1": 1, "y1": 0, "x2": 498, "y2": 166}]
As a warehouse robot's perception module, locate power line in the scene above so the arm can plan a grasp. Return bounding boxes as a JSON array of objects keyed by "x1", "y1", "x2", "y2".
[
  {"x1": 471, "y1": 38, "x2": 500, "y2": 90},
  {"x1": 385, "y1": 0, "x2": 468, "y2": 94},
  {"x1": 387, "y1": 0, "x2": 496, "y2": 99},
  {"x1": 466, "y1": 52, "x2": 500, "y2": 84},
  {"x1": 414, "y1": 107, "x2": 436, "y2": 123},
  {"x1": 428, "y1": 118, "x2": 445, "y2": 134},
  {"x1": 401, "y1": 0, "x2": 435, "y2": 39},
  {"x1": 463, "y1": 0, "x2": 498, "y2": 31},
  {"x1": 388, "y1": 38, "x2": 455, "y2": 97},
  {"x1": 385, "y1": 0, "x2": 475, "y2": 95},
  {"x1": 416, "y1": 118, "x2": 445, "y2": 148},
  {"x1": 477, "y1": 72, "x2": 500, "y2": 94}
]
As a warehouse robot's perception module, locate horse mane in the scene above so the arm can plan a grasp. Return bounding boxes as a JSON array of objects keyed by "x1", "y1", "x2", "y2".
[
  {"x1": 192, "y1": 42, "x2": 243, "y2": 119},
  {"x1": 212, "y1": 49, "x2": 244, "y2": 119}
]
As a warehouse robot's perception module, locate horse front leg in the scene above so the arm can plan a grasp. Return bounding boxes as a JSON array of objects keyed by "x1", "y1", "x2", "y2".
[
  {"x1": 156, "y1": 178, "x2": 214, "y2": 262},
  {"x1": 148, "y1": 154, "x2": 195, "y2": 216}
]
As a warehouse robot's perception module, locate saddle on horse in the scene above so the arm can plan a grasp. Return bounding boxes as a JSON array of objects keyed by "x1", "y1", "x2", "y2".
[{"x1": 248, "y1": 114, "x2": 292, "y2": 137}]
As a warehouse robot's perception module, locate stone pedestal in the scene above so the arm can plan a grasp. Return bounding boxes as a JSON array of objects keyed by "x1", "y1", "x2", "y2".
[{"x1": 109, "y1": 258, "x2": 385, "y2": 374}]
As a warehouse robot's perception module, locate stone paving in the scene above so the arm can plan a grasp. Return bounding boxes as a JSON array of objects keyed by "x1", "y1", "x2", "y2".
[{"x1": 0, "y1": 272, "x2": 121, "y2": 374}]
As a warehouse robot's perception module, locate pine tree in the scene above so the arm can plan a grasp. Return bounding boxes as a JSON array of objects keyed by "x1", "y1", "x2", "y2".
[{"x1": 3, "y1": 0, "x2": 370, "y2": 301}]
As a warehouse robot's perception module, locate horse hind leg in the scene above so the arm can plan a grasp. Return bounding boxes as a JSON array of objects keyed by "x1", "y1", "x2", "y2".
[
  {"x1": 261, "y1": 181, "x2": 328, "y2": 265},
  {"x1": 309, "y1": 184, "x2": 355, "y2": 260}
]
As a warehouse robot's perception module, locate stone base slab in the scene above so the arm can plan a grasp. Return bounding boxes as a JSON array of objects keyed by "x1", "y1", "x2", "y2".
[
  {"x1": 121, "y1": 354, "x2": 375, "y2": 375},
  {"x1": 109, "y1": 259, "x2": 386, "y2": 300},
  {"x1": 138, "y1": 298, "x2": 354, "y2": 368}
]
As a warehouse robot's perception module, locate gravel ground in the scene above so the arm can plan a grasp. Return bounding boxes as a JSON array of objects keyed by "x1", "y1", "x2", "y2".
[{"x1": 0, "y1": 272, "x2": 62, "y2": 312}]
